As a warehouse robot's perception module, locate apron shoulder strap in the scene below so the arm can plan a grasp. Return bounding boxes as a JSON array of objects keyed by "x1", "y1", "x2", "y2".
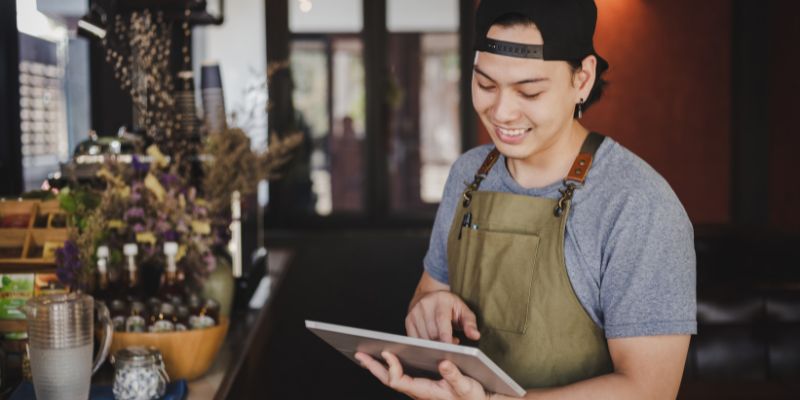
[
  {"x1": 462, "y1": 132, "x2": 605, "y2": 209},
  {"x1": 555, "y1": 132, "x2": 605, "y2": 216},
  {"x1": 477, "y1": 148, "x2": 502, "y2": 178},
  {"x1": 565, "y1": 132, "x2": 605, "y2": 185},
  {"x1": 462, "y1": 148, "x2": 501, "y2": 207}
]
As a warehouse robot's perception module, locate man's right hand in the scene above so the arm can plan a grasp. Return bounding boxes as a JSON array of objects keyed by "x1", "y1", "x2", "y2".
[{"x1": 406, "y1": 290, "x2": 481, "y2": 345}]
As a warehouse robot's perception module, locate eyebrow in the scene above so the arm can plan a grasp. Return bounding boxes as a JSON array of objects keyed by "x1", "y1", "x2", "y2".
[{"x1": 474, "y1": 66, "x2": 549, "y2": 85}]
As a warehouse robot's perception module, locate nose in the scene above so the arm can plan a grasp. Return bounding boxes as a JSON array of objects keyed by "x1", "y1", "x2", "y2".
[{"x1": 491, "y1": 90, "x2": 519, "y2": 124}]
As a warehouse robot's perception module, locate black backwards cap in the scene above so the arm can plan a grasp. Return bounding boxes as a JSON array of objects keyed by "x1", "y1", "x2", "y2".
[{"x1": 475, "y1": 0, "x2": 609, "y2": 73}]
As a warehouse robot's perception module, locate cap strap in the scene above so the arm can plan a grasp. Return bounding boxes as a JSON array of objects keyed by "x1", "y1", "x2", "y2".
[{"x1": 478, "y1": 38, "x2": 543, "y2": 59}]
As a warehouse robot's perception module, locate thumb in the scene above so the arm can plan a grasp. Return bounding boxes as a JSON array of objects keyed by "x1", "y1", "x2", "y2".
[
  {"x1": 439, "y1": 361, "x2": 473, "y2": 396},
  {"x1": 456, "y1": 304, "x2": 481, "y2": 340}
]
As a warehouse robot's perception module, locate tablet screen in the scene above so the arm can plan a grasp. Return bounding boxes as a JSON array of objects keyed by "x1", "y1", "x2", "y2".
[{"x1": 305, "y1": 320, "x2": 526, "y2": 397}]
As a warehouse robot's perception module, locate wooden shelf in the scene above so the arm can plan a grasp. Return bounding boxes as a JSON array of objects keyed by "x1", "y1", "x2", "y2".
[{"x1": 0, "y1": 260, "x2": 57, "y2": 274}]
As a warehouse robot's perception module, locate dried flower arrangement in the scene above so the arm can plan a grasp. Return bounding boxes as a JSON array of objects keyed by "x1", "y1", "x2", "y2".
[
  {"x1": 56, "y1": 146, "x2": 218, "y2": 290},
  {"x1": 55, "y1": 62, "x2": 304, "y2": 291},
  {"x1": 56, "y1": 2, "x2": 306, "y2": 292},
  {"x1": 203, "y1": 128, "x2": 303, "y2": 222}
]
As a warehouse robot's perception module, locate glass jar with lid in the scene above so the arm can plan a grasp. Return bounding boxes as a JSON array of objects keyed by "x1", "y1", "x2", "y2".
[{"x1": 111, "y1": 346, "x2": 169, "y2": 400}]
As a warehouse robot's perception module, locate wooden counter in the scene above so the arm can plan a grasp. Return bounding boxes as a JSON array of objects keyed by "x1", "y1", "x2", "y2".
[
  {"x1": 187, "y1": 248, "x2": 292, "y2": 400},
  {"x1": 1, "y1": 248, "x2": 292, "y2": 400}
]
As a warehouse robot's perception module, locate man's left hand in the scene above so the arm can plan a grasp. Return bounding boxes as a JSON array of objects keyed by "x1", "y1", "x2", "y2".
[{"x1": 355, "y1": 351, "x2": 489, "y2": 400}]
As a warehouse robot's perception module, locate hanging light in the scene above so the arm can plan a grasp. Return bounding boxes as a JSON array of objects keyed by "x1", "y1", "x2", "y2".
[{"x1": 76, "y1": 4, "x2": 107, "y2": 40}]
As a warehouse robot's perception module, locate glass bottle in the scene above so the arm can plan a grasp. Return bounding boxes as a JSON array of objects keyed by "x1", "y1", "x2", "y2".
[
  {"x1": 95, "y1": 256, "x2": 111, "y2": 305},
  {"x1": 120, "y1": 243, "x2": 143, "y2": 302},
  {"x1": 157, "y1": 242, "x2": 182, "y2": 304}
]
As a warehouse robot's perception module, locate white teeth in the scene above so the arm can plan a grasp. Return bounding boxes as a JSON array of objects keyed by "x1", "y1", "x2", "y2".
[{"x1": 498, "y1": 127, "x2": 528, "y2": 137}]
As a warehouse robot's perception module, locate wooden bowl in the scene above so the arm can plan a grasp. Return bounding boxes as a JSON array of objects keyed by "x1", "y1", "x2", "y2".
[{"x1": 108, "y1": 318, "x2": 229, "y2": 380}]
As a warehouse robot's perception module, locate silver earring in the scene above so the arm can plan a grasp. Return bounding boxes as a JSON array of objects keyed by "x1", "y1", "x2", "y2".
[{"x1": 577, "y1": 98, "x2": 585, "y2": 119}]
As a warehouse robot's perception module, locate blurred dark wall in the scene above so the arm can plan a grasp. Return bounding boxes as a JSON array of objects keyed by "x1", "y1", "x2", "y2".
[{"x1": 768, "y1": 1, "x2": 800, "y2": 230}]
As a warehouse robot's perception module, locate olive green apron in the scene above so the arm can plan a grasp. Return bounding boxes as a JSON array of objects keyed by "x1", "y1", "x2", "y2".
[{"x1": 446, "y1": 132, "x2": 614, "y2": 388}]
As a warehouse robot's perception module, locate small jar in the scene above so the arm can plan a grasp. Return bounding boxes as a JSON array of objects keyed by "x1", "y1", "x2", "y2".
[
  {"x1": 110, "y1": 299, "x2": 129, "y2": 332},
  {"x1": 175, "y1": 305, "x2": 190, "y2": 331},
  {"x1": 112, "y1": 346, "x2": 169, "y2": 400},
  {"x1": 186, "y1": 293, "x2": 202, "y2": 315},
  {"x1": 125, "y1": 301, "x2": 148, "y2": 333},
  {"x1": 189, "y1": 298, "x2": 219, "y2": 330},
  {"x1": 146, "y1": 297, "x2": 162, "y2": 316},
  {"x1": 148, "y1": 303, "x2": 176, "y2": 333}
]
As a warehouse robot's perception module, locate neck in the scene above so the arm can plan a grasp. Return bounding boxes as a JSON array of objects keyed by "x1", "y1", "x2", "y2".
[{"x1": 506, "y1": 121, "x2": 588, "y2": 189}]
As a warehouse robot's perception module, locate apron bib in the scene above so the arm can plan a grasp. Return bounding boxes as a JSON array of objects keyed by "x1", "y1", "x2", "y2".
[{"x1": 446, "y1": 132, "x2": 614, "y2": 388}]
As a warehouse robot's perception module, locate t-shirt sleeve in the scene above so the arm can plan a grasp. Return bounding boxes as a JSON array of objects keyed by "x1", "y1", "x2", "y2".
[
  {"x1": 600, "y1": 189, "x2": 697, "y2": 338},
  {"x1": 422, "y1": 158, "x2": 468, "y2": 285}
]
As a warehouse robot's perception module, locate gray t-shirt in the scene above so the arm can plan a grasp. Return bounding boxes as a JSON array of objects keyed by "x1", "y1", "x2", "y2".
[{"x1": 423, "y1": 137, "x2": 697, "y2": 339}]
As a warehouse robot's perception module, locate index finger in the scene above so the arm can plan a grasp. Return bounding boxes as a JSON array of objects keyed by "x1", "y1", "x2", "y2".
[{"x1": 435, "y1": 307, "x2": 454, "y2": 344}]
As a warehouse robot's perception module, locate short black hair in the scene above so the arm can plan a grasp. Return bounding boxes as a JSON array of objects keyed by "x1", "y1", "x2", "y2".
[{"x1": 490, "y1": 13, "x2": 608, "y2": 115}]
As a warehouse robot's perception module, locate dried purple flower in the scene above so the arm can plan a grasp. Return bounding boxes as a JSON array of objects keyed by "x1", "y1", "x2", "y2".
[
  {"x1": 125, "y1": 207, "x2": 146, "y2": 220},
  {"x1": 55, "y1": 240, "x2": 82, "y2": 286},
  {"x1": 164, "y1": 230, "x2": 179, "y2": 241},
  {"x1": 160, "y1": 173, "x2": 180, "y2": 188},
  {"x1": 131, "y1": 155, "x2": 150, "y2": 174},
  {"x1": 155, "y1": 220, "x2": 171, "y2": 233}
]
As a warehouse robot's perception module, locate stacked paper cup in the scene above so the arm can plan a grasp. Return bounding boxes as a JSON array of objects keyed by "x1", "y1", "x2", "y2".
[{"x1": 201, "y1": 61, "x2": 227, "y2": 135}]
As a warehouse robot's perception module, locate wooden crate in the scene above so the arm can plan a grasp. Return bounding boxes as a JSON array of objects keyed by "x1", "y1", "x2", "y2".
[
  {"x1": 0, "y1": 199, "x2": 37, "y2": 229},
  {"x1": 0, "y1": 200, "x2": 72, "y2": 332},
  {"x1": 0, "y1": 200, "x2": 69, "y2": 273}
]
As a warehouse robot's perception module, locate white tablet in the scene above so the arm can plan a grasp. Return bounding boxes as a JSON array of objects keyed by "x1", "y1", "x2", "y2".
[{"x1": 305, "y1": 320, "x2": 526, "y2": 397}]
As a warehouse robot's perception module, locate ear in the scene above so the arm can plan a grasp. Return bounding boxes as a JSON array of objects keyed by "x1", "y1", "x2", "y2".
[{"x1": 573, "y1": 55, "x2": 597, "y2": 101}]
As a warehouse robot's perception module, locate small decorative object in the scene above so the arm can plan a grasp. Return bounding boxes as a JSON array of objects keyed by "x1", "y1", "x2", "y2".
[{"x1": 111, "y1": 346, "x2": 169, "y2": 400}]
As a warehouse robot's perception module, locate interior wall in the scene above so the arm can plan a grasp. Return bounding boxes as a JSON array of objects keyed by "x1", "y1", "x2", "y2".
[
  {"x1": 476, "y1": 0, "x2": 732, "y2": 225},
  {"x1": 768, "y1": 1, "x2": 800, "y2": 230}
]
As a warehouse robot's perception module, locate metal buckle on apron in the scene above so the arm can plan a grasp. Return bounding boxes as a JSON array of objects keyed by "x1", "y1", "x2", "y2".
[
  {"x1": 554, "y1": 181, "x2": 580, "y2": 217},
  {"x1": 462, "y1": 173, "x2": 488, "y2": 208}
]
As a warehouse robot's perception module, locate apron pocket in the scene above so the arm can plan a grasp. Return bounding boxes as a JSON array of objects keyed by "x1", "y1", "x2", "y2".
[{"x1": 461, "y1": 228, "x2": 540, "y2": 334}]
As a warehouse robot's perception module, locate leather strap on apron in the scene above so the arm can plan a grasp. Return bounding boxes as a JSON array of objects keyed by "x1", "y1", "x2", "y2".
[{"x1": 446, "y1": 132, "x2": 613, "y2": 388}]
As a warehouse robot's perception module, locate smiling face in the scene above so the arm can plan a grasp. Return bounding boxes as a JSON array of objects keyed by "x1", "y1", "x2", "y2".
[{"x1": 472, "y1": 23, "x2": 595, "y2": 166}]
